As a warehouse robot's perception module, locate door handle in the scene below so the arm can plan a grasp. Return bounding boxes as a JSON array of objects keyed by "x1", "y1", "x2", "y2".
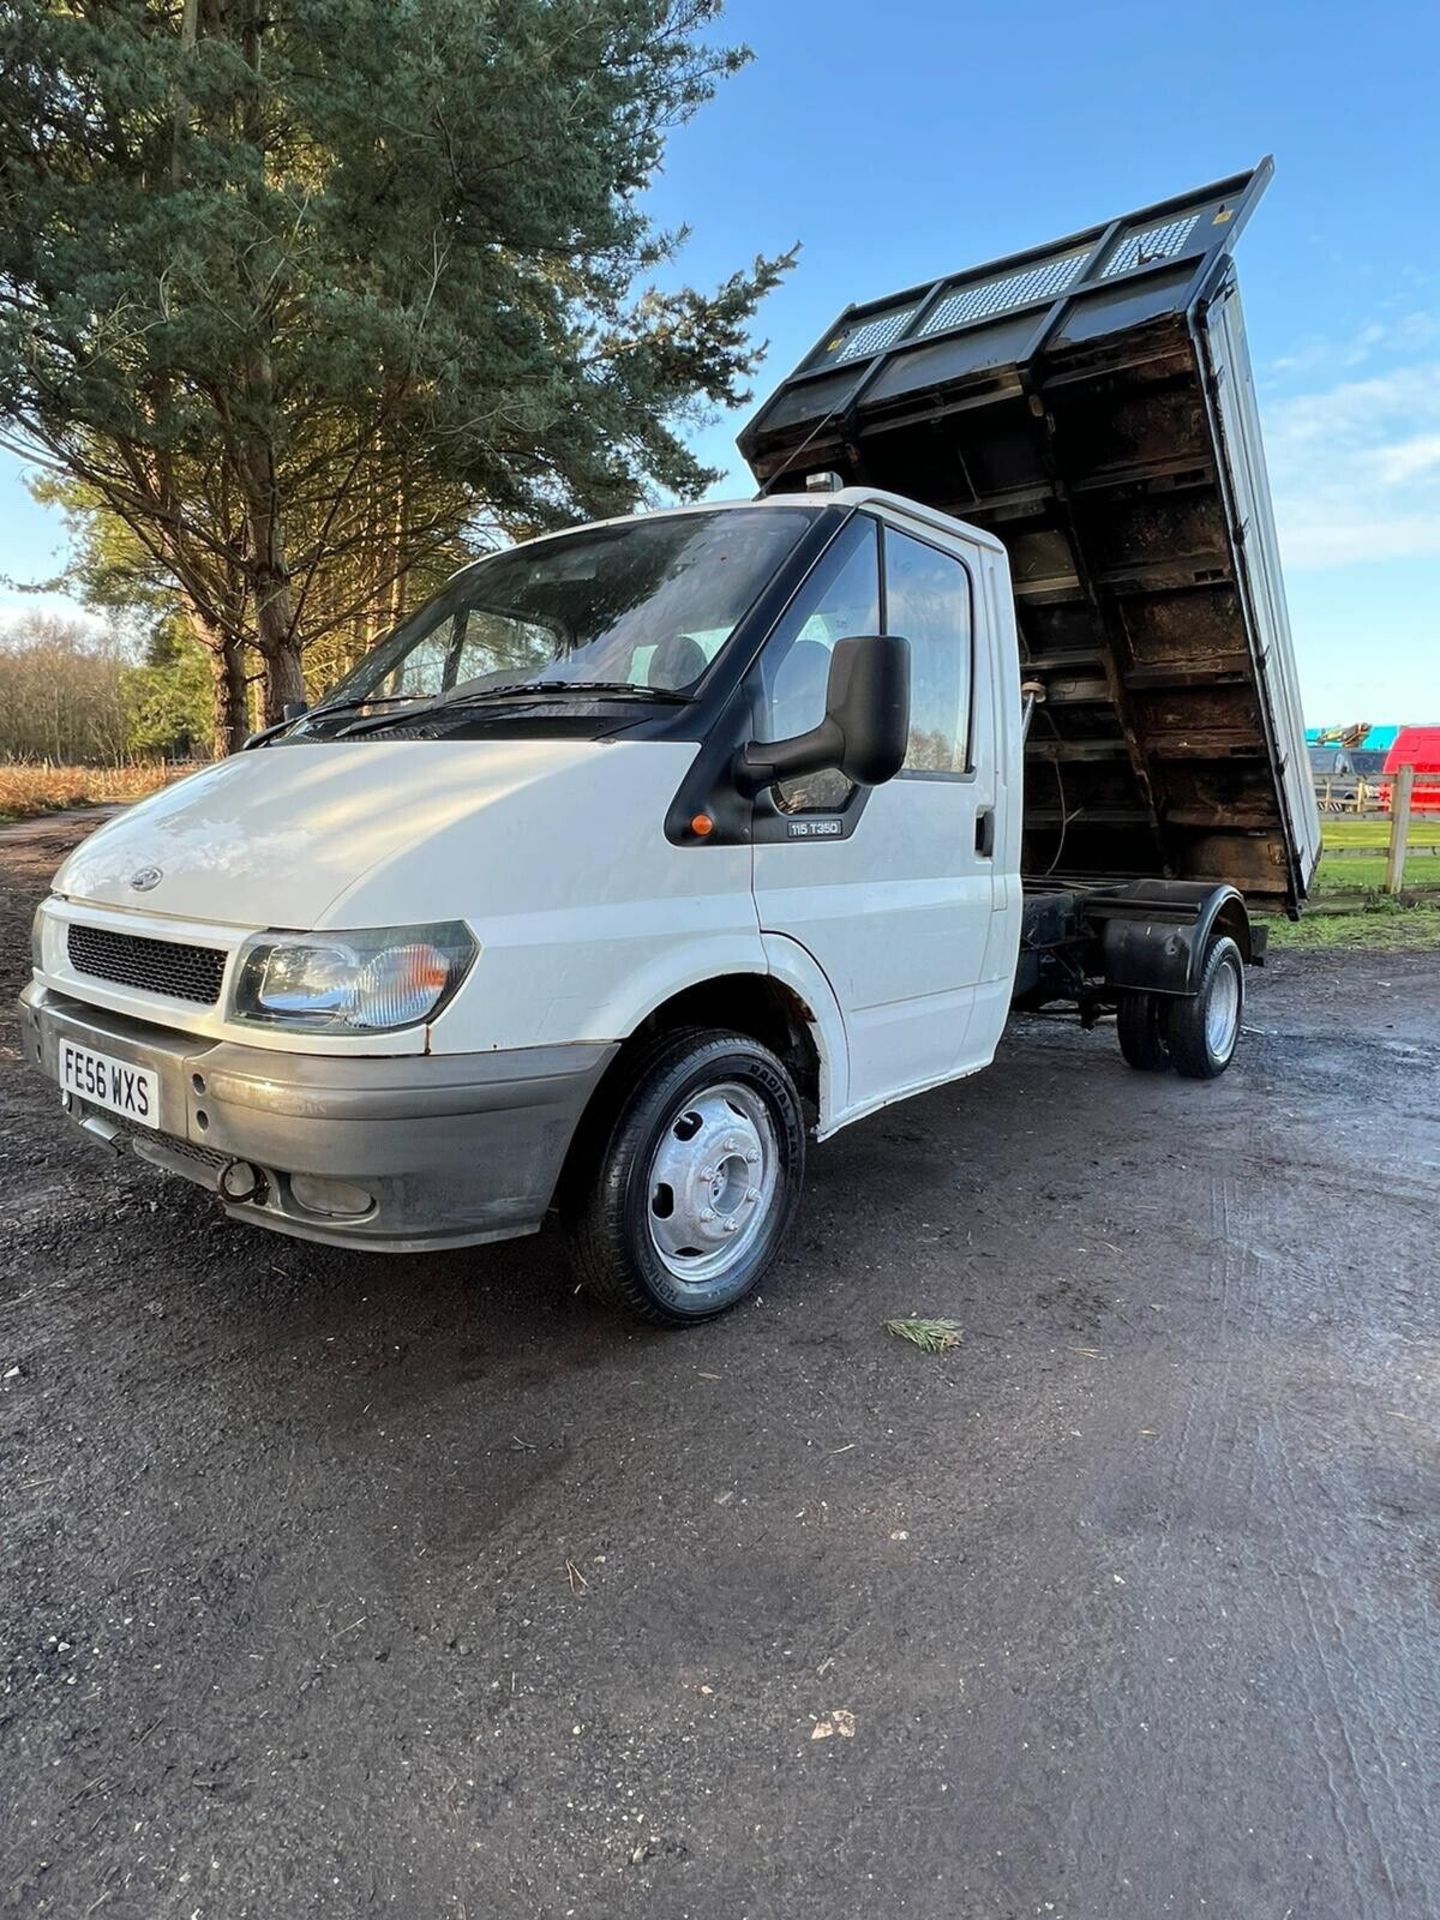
[{"x1": 975, "y1": 807, "x2": 996, "y2": 858}]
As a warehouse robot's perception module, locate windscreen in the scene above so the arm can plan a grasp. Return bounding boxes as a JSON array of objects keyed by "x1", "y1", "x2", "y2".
[{"x1": 320, "y1": 508, "x2": 820, "y2": 711}]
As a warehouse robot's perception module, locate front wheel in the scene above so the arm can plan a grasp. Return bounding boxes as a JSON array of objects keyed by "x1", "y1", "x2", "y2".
[
  {"x1": 1166, "y1": 935, "x2": 1245, "y2": 1079},
  {"x1": 564, "y1": 1027, "x2": 806, "y2": 1326}
]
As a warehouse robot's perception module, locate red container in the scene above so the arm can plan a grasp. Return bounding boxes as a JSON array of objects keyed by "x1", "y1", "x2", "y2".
[{"x1": 1381, "y1": 727, "x2": 1440, "y2": 812}]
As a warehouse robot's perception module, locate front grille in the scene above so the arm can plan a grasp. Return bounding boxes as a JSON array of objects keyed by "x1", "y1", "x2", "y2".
[
  {"x1": 67, "y1": 923, "x2": 227, "y2": 1005},
  {"x1": 119, "y1": 1118, "x2": 228, "y2": 1172},
  {"x1": 82, "y1": 1103, "x2": 228, "y2": 1173}
]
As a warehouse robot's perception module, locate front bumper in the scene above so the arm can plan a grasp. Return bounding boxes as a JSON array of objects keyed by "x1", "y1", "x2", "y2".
[{"x1": 19, "y1": 982, "x2": 617, "y2": 1252}]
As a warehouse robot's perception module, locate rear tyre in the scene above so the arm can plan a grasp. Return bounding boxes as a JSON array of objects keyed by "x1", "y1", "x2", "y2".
[
  {"x1": 1166, "y1": 935, "x2": 1244, "y2": 1080},
  {"x1": 1116, "y1": 991, "x2": 1171, "y2": 1072},
  {"x1": 563, "y1": 1027, "x2": 806, "y2": 1326}
]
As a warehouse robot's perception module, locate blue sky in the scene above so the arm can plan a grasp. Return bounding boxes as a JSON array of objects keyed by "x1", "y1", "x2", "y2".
[
  {"x1": 642, "y1": 0, "x2": 1440, "y2": 725},
  {"x1": 3, "y1": 0, "x2": 1437, "y2": 725}
]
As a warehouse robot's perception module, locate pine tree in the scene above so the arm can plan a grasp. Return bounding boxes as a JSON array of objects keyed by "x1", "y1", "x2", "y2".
[
  {"x1": 0, "y1": 0, "x2": 791, "y2": 728},
  {"x1": 27, "y1": 466, "x2": 255, "y2": 752},
  {"x1": 122, "y1": 617, "x2": 215, "y2": 761}
]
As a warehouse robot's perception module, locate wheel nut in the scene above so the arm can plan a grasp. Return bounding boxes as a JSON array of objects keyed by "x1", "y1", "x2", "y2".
[
  {"x1": 701, "y1": 1206, "x2": 717, "y2": 1223},
  {"x1": 745, "y1": 1149, "x2": 760, "y2": 1166},
  {"x1": 746, "y1": 1186, "x2": 760, "y2": 1203},
  {"x1": 724, "y1": 1218, "x2": 740, "y2": 1234}
]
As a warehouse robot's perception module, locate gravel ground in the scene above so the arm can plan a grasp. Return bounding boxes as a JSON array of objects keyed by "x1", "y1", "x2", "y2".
[{"x1": 2, "y1": 817, "x2": 1438, "y2": 1920}]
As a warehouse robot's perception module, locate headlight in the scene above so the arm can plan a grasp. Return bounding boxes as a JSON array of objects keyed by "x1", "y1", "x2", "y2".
[
  {"x1": 231, "y1": 922, "x2": 477, "y2": 1034},
  {"x1": 31, "y1": 901, "x2": 48, "y2": 974}
]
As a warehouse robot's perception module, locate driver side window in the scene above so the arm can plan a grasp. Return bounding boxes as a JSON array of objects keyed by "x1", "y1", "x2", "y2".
[{"x1": 755, "y1": 515, "x2": 881, "y2": 815}]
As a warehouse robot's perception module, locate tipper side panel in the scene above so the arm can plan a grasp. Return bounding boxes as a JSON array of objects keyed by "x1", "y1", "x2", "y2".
[{"x1": 739, "y1": 163, "x2": 1318, "y2": 913}]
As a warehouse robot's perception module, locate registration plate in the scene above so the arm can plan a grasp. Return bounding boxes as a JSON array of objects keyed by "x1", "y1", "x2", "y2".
[{"x1": 58, "y1": 1040, "x2": 160, "y2": 1129}]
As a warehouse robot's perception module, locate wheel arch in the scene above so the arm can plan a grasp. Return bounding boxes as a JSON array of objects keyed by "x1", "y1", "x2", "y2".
[
  {"x1": 1093, "y1": 880, "x2": 1252, "y2": 998},
  {"x1": 555, "y1": 968, "x2": 833, "y2": 1220},
  {"x1": 628, "y1": 973, "x2": 826, "y2": 1121}
]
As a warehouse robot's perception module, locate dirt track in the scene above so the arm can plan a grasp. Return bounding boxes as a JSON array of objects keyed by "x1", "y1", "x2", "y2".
[{"x1": 3, "y1": 816, "x2": 1438, "y2": 1920}]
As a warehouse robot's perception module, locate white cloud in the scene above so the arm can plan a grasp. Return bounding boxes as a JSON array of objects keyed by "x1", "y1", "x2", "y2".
[
  {"x1": 1368, "y1": 433, "x2": 1440, "y2": 487},
  {"x1": 1262, "y1": 359, "x2": 1440, "y2": 571},
  {"x1": 1266, "y1": 310, "x2": 1440, "y2": 382}
]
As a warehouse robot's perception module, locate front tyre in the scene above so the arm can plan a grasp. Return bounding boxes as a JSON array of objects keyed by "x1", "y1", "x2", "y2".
[
  {"x1": 564, "y1": 1028, "x2": 806, "y2": 1326},
  {"x1": 1166, "y1": 935, "x2": 1245, "y2": 1080}
]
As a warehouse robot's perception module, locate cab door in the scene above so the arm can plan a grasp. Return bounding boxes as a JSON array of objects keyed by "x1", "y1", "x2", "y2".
[{"x1": 750, "y1": 510, "x2": 1000, "y2": 1121}]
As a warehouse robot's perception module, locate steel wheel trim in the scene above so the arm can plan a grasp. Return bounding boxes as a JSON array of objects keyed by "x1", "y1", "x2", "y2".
[
  {"x1": 1206, "y1": 960, "x2": 1241, "y2": 1059},
  {"x1": 646, "y1": 1080, "x2": 781, "y2": 1286}
]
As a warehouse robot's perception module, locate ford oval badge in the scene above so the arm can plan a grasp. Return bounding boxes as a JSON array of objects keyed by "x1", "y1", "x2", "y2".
[{"x1": 129, "y1": 866, "x2": 163, "y2": 892}]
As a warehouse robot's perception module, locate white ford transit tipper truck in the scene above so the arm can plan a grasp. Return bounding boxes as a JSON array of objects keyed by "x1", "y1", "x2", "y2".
[{"x1": 20, "y1": 164, "x2": 1319, "y2": 1324}]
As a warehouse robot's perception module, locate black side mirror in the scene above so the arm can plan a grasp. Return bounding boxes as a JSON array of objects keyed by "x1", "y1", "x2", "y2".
[{"x1": 737, "y1": 634, "x2": 911, "y2": 798}]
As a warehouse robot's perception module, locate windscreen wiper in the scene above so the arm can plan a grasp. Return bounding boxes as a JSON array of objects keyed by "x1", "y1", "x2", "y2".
[
  {"x1": 447, "y1": 679, "x2": 693, "y2": 705},
  {"x1": 241, "y1": 693, "x2": 420, "y2": 748},
  {"x1": 335, "y1": 678, "x2": 693, "y2": 739}
]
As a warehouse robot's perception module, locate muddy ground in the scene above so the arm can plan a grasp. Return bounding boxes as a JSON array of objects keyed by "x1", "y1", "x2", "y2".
[{"x1": 2, "y1": 816, "x2": 1437, "y2": 1920}]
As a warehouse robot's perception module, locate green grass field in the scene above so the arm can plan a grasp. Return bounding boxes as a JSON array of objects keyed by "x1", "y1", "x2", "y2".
[
  {"x1": 1310, "y1": 848, "x2": 1440, "y2": 893},
  {"x1": 1267, "y1": 902, "x2": 1440, "y2": 950},
  {"x1": 1264, "y1": 813, "x2": 1440, "y2": 950},
  {"x1": 1319, "y1": 817, "x2": 1440, "y2": 853}
]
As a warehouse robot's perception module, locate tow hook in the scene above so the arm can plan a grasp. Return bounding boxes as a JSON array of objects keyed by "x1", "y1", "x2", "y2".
[{"x1": 218, "y1": 1159, "x2": 267, "y2": 1206}]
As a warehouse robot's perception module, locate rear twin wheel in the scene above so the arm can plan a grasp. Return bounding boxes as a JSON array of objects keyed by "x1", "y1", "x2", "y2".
[
  {"x1": 1116, "y1": 989, "x2": 1172, "y2": 1072},
  {"x1": 1116, "y1": 935, "x2": 1245, "y2": 1081}
]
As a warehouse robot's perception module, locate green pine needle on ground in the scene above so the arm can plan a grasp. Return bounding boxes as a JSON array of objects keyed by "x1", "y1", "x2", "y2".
[{"x1": 886, "y1": 1317, "x2": 964, "y2": 1354}]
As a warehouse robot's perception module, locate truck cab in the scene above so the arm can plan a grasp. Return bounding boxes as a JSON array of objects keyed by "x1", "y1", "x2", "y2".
[{"x1": 21, "y1": 490, "x2": 1030, "y2": 1323}]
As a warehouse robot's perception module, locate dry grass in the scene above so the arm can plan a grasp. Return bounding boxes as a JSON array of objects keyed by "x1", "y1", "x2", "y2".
[{"x1": 0, "y1": 761, "x2": 199, "y2": 824}]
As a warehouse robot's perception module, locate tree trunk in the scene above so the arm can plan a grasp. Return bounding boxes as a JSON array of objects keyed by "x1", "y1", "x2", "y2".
[
  {"x1": 254, "y1": 589, "x2": 304, "y2": 724},
  {"x1": 236, "y1": 372, "x2": 305, "y2": 724},
  {"x1": 243, "y1": 490, "x2": 303, "y2": 722},
  {"x1": 194, "y1": 612, "x2": 250, "y2": 755},
  {"x1": 241, "y1": 483, "x2": 305, "y2": 722},
  {"x1": 387, "y1": 478, "x2": 407, "y2": 631},
  {"x1": 217, "y1": 635, "x2": 250, "y2": 755}
]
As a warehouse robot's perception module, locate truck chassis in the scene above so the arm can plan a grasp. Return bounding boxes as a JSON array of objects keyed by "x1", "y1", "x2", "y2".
[{"x1": 1015, "y1": 877, "x2": 1258, "y2": 1077}]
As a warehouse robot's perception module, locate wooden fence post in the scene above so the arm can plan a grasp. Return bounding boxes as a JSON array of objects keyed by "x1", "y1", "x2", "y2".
[{"x1": 1385, "y1": 765, "x2": 1415, "y2": 894}]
